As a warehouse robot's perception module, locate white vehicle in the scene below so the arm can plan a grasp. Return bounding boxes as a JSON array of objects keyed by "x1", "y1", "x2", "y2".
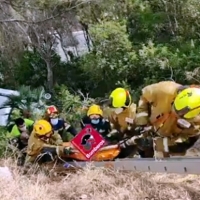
[{"x1": 0, "y1": 88, "x2": 19, "y2": 126}]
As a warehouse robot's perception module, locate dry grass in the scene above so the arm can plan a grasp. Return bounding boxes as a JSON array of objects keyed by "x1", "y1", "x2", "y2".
[{"x1": 0, "y1": 158, "x2": 200, "y2": 200}]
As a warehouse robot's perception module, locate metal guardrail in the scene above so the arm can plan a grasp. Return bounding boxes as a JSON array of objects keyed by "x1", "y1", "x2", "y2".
[{"x1": 66, "y1": 157, "x2": 200, "y2": 175}]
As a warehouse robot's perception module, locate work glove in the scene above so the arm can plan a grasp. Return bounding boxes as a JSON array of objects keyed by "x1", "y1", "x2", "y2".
[
  {"x1": 8, "y1": 138, "x2": 20, "y2": 151},
  {"x1": 63, "y1": 147, "x2": 74, "y2": 155},
  {"x1": 107, "y1": 129, "x2": 118, "y2": 137},
  {"x1": 134, "y1": 137, "x2": 153, "y2": 148},
  {"x1": 134, "y1": 125, "x2": 152, "y2": 135},
  {"x1": 118, "y1": 140, "x2": 129, "y2": 149},
  {"x1": 134, "y1": 125, "x2": 146, "y2": 134},
  {"x1": 20, "y1": 132, "x2": 29, "y2": 140},
  {"x1": 106, "y1": 129, "x2": 121, "y2": 141},
  {"x1": 118, "y1": 136, "x2": 138, "y2": 148},
  {"x1": 10, "y1": 137, "x2": 19, "y2": 146},
  {"x1": 105, "y1": 133, "x2": 118, "y2": 141}
]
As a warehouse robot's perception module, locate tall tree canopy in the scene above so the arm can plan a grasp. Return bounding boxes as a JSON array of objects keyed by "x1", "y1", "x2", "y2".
[{"x1": 0, "y1": 0, "x2": 199, "y2": 100}]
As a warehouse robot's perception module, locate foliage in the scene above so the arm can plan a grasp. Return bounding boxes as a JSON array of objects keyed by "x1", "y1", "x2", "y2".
[
  {"x1": 75, "y1": 21, "x2": 137, "y2": 97},
  {"x1": 0, "y1": 127, "x2": 8, "y2": 157},
  {"x1": 0, "y1": 0, "x2": 200, "y2": 123},
  {"x1": 75, "y1": 0, "x2": 200, "y2": 99},
  {"x1": 55, "y1": 85, "x2": 94, "y2": 127},
  {"x1": 14, "y1": 50, "x2": 47, "y2": 88},
  {"x1": 0, "y1": 0, "x2": 200, "y2": 160},
  {"x1": 10, "y1": 50, "x2": 93, "y2": 95}
]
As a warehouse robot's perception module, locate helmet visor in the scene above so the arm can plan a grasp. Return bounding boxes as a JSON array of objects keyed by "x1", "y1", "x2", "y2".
[{"x1": 173, "y1": 104, "x2": 200, "y2": 119}]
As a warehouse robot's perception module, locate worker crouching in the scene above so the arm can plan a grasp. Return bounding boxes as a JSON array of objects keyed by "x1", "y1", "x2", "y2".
[
  {"x1": 80, "y1": 104, "x2": 112, "y2": 143},
  {"x1": 25, "y1": 119, "x2": 74, "y2": 166},
  {"x1": 44, "y1": 105, "x2": 78, "y2": 142},
  {"x1": 105, "y1": 87, "x2": 154, "y2": 158},
  {"x1": 108, "y1": 87, "x2": 137, "y2": 136},
  {"x1": 134, "y1": 81, "x2": 200, "y2": 159}
]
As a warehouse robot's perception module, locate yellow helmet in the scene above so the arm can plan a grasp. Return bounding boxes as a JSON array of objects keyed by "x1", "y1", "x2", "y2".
[
  {"x1": 173, "y1": 87, "x2": 200, "y2": 119},
  {"x1": 109, "y1": 87, "x2": 132, "y2": 108},
  {"x1": 33, "y1": 120, "x2": 53, "y2": 136},
  {"x1": 87, "y1": 104, "x2": 103, "y2": 116}
]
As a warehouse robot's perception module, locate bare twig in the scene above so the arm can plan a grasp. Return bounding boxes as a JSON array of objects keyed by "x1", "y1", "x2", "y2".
[
  {"x1": 77, "y1": 90, "x2": 89, "y2": 102},
  {"x1": 168, "y1": 65, "x2": 175, "y2": 81},
  {"x1": 0, "y1": 0, "x2": 94, "y2": 24},
  {"x1": 172, "y1": 0, "x2": 178, "y2": 31},
  {"x1": 160, "y1": 0, "x2": 175, "y2": 35}
]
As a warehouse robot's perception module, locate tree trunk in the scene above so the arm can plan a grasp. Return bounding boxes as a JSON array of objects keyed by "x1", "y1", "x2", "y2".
[{"x1": 46, "y1": 60, "x2": 54, "y2": 92}]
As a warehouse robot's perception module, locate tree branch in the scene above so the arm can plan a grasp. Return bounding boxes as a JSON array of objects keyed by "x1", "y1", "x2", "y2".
[{"x1": 0, "y1": 0, "x2": 94, "y2": 24}]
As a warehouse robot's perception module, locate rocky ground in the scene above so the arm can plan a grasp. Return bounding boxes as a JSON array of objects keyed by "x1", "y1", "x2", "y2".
[{"x1": 0, "y1": 158, "x2": 200, "y2": 200}]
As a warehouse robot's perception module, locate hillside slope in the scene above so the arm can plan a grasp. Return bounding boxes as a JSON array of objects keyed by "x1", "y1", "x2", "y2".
[{"x1": 0, "y1": 159, "x2": 200, "y2": 200}]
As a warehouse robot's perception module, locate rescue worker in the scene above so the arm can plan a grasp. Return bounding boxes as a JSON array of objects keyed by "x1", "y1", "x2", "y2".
[
  {"x1": 7, "y1": 117, "x2": 34, "y2": 166},
  {"x1": 44, "y1": 105, "x2": 78, "y2": 142},
  {"x1": 129, "y1": 81, "x2": 200, "y2": 159},
  {"x1": 105, "y1": 87, "x2": 154, "y2": 158},
  {"x1": 80, "y1": 104, "x2": 112, "y2": 142},
  {"x1": 25, "y1": 119, "x2": 73, "y2": 165},
  {"x1": 106, "y1": 88, "x2": 137, "y2": 137}
]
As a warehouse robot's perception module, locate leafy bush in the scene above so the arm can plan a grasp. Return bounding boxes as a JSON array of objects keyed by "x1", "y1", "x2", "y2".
[
  {"x1": 0, "y1": 85, "x2": 49, "y2": 126},
  {"x1": 0, "y1": 127, "x2": 8, "y2": 157},
  {"x1": 55, "y1": 85, "x2": 95, "y2": 128}
]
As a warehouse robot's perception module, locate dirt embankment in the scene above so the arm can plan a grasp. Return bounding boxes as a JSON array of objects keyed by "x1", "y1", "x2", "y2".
[{"x1": 0, "y1": 158, "x2": 200, "y2": 200}]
